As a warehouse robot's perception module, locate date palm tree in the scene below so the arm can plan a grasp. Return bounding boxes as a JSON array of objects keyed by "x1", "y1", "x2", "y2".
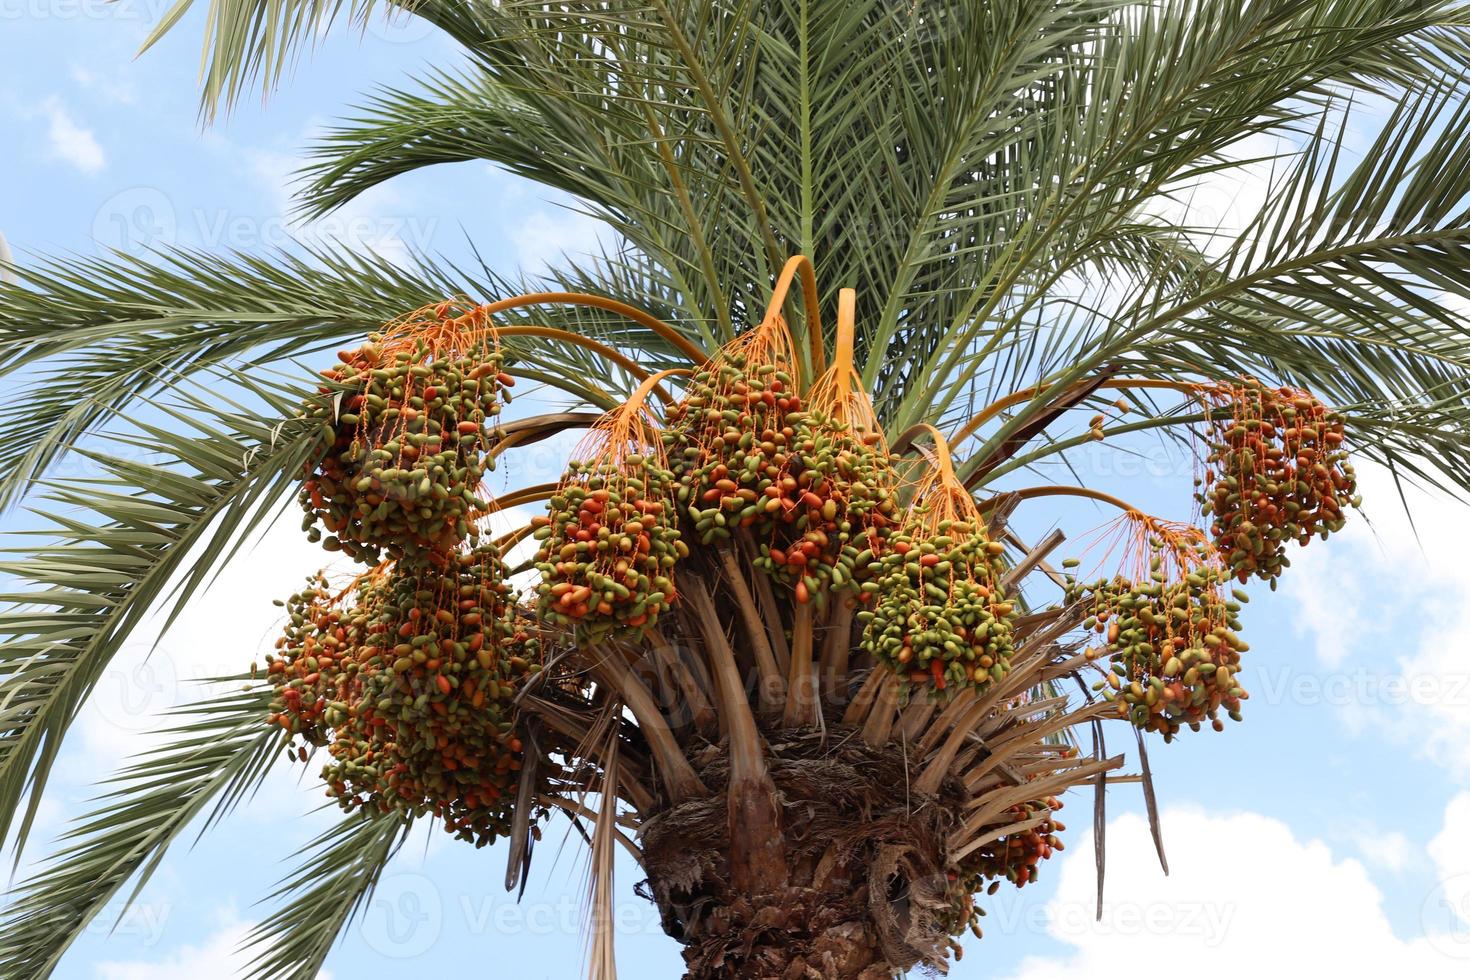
[{"x1": 4, "y1": 1, "x2": 1470, "y2": 978}]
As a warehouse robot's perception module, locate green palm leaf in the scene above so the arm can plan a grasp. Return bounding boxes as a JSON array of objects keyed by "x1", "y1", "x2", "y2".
[
  {"x1": 239, "y1": 809, "x2": 411, "y2": 980},
  {"x1": 0, "y1": 246, "x2": 704, "y2": 505},
  {"x1": 0, "y1": 683, "x2": 282, "y2": 978},
  {"x1": 0, "y1": 372, "x2": 321, "y2": 855}
]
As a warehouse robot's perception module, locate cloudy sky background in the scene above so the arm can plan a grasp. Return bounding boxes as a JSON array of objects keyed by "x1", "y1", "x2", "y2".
[{"x1": 3, "y1": 5, "x2": 1470, "y2": 978}]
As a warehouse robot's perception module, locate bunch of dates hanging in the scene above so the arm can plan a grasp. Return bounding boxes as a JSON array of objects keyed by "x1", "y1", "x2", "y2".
[
  {"x1": 667, "y1": 354, "x2": 801, "y2": 545},
  {"x1": 265, "y1": 547, "x2": 543, "y2": 846},
  {"x1": 1198, "y1": 380, "x2": 1360, "y2": 585},
  {"x1": 751, "y1": 408, "x2": 899, "y2": 603},
  {"x1": 1065, "y1": 537, "x2": 1249, "y2": 740},
  {"x1": 299, "y1": 325, "x2": 513, "y2": 563},
  {"x1": 858, "y1": 517, "x2": 1018, "y2": 696},
  {"x1": 667, "y1": 343, "x2": 899, "y2": 604},
  {"x1": 534, "y1": 451, "x2": 687, "y2": 643}
]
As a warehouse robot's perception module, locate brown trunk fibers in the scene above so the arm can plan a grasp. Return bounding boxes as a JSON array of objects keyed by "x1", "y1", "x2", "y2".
[{"x1": 639, "y1": 729, "x2": 963, "y2": 980}]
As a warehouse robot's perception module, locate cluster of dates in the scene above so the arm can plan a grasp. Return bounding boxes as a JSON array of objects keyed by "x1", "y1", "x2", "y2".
[
  {"x1": 967, "y1": 796, "x2": 1067, "y2": 888},
  {"x1": 272, "y1": 308, "x2": 543, "y2": 846},
  {"x1": 533, "y1": 453, "x2": 686, "y2": 644},
  {"x1": 748, "y1": 409, "x2": 898, "y2": 603},
  {"x1": 857, "y1": 519, "x2": 1018, "y2": 696},
  {"x1": 300, "y1": 329, "x2": 511, "y2": 564},
  {"x1": 666, "y1": 348, "x2": 899, "y2": 605},
  {"x1": 666, "y1": 357, "x2": 801, "y2": 546},
  {"x1": 1066, "y1": 539, "x2": 1249, "y2": 740},
  {"x1": 266, "y1": 548, "x2": 541, "y2": 845},
  {"x1": 1199, "y1": 380, "x2": 1359, "y2": 584}
]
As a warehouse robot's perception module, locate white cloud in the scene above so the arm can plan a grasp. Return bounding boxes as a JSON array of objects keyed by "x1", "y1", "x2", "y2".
[
  {"x1": 511, "y1": 206, "x2": 610, "y2": 273},
  {"x1": 1370, "y1": 831, "x2": 1416, "y2": 874},
  {"x1": 93, "y1": 918, "x2": 251, "y2": 980},
  {"x1": 1334, "y1": 822, "x2": 1415, "y2": 874},
  {"x1": 1429, "y1": 793, "x2": 1470, "y2": 933},
  {"x1": 1441, "y1": 290, "x2": 1470, "y2": 320},
  {"x1": 1352, "y1": 834, "x2": 1411, "y2": 875},
  {"x1": 1049, "y1": 131, "x2": 1293, "y2": 322},
  {"x1": 92, "y1": 915, "x2": 336, "y2": 980},
  {"x1": 41, "y1": 97, "x2": 106, "y2": 174},
  {"x1": 1281, "y1": 463, "x2": 1470, "y2": 777},
  {"x1": 70, "y1": 65, "x2": 137, "y2": 106},
  {"x1": 994, "y1": 804, "x2": 1470, "y2": 980}
]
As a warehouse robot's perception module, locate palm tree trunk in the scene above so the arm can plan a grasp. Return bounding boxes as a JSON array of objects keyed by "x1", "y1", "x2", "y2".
[
  {"x1": 639, "y1": 729, "x2": 958, "y2": 980},
  {"x1": 677, "y1": 884, "x2": 892, "y2": 979}
]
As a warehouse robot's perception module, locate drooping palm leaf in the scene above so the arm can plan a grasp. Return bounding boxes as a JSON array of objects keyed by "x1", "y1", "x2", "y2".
[
  {"x1": 0, "y1": 372, "x2": 321, "y2": 855},
  {"x1": 955, "y1": 79, "x2": 1470, "y2": 490},
  {"x1": 0, "y1": 245, "x2": 699, "y2": 505},
  {"x1": 0, "y1": 682, "x2": 282, "y2": 978},
  {"x1": 239, "y1": 809, "x2": 411, "y2": 980}
]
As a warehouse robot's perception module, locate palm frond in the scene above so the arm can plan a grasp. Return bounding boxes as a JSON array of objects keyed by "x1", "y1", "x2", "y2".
[
  {"x1": 240, "y1": 809, "x2": 411, "y2": 980},
  {"x1": 0, "y1": 244, "x2": 706, "y2": 504},
  {"x1": 139, "y1": 0, "x2": 399, "y2": 120},
  {"x1": 296, "y1": 71, "x2": 581, "y2": 219},
  {"x1": 0, "y1": 683, "x2": 282, "y2": 979},
  {"x1": 0, "y1": 371, "x2": 321, "y2": 855},
  {"x1": 0, "y1": 245, "x2": 461, "y2": 508}
]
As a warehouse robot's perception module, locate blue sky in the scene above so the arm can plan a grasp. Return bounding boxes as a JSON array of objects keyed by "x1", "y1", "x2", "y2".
[{"x1": 3, "y1": 6, "x2": 1470, "y2": 979}]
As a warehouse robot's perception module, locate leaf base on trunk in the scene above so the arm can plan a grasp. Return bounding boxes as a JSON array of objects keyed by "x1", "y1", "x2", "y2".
[{"x1": 639, "y1": 728, "x2": 966, "y2": 979}]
